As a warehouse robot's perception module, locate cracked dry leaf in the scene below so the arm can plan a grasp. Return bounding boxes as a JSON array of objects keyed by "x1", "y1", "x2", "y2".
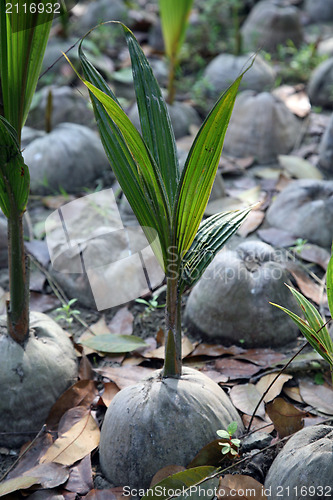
[{"x1": 41, "y1": 413, "x2": 100, "y2": 466}]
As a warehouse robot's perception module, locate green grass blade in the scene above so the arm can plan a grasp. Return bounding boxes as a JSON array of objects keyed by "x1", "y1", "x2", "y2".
[
  {"x1": 327, "y1": 249, "x2": 333, "y2": 319},
  {"x1": 122, "y1": 24, "x2": 179, "y2": 207},
  {"x1": 0, "y1": 116, "x2": 30, "y2": 217},
  {"x1": 0, "y1": 1, "x2": 55, "y2": 137},
  {"x1": 159, "y1": 0, "x2": 194, "y2": 61},
  {"x1": 175, "y1": 73, "x2": 245, "y2": 254},
  {"x1": 179, "y1": 207, "x2": 251, "y2": 290}
]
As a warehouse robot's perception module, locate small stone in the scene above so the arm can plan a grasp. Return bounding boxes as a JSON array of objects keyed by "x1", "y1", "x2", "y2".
[
  {"x1": 308, "y1": 58, "x2": 333, "y2": 108},
  {"x1": 203, "y1": 53, "x2": 275, "y2": 100},
  {"x1": 266, "y1": 179, "x2": 333, "y2": 248},
  {"x1": 242, "y1": 432, "x2": 272, "y2": 452},
  {"x1": 241, "y1": 0, "x2": 303, "y2": 53},
  {"x1": 223, "y1": 91, "x2": 301, "y2": 164}
]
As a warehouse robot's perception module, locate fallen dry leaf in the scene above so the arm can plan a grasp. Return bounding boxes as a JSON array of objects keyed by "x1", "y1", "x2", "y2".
[
  {"x1": 121, "y1": 355, "x2": 146, "y2": 366},
  {"x1": 282, "y1": 385, "x2": 304, "y2": 404},
  {"x1": 214, "y1": 359, "x2": 262, "y2": 380},
  {"x1": 234, "y1": 348, "x2": 286, "y2": 367},
  {"x1": 100, "y1": 382, "x2": 119, "y2": 407},
  {"x1": 230, "y1": 384, "x2": 265, "y2": 418},
  {"x1": 58, "y1": 407, "x2": 91, "y2": 435},
  {"x1": 7, "y1": 434, "x2": 54, "y2": 479},
  {"x1": 64, "y1": 455, "x2": 93, "y2": 495},
  {"x1": 0, "y1": 475, "x2": 40, "y2": 497},
  {"x1": 41, "y1": 412, "x2": 100, "y2": 466},
  {"x1": 78, "y1": 355, "x2": 95, "y2": 381},
  {"x1": 273, "y1": 85, "x2": 311, "y2": 118},
  {"x1": 150, "y1": 465, "x2": 186, "y2": 487},
  {"x1": 242, "y1": 414, "x2": 274, "y2": 434},
  {"x1": 108, "y1": 307, "x2": 134, "y2": 335},
  {"x1": 237, "y1": 210, "x2": 265, "y2": 237},
  {"x1": 143, "y1": 336, "x2": 195, "y2": 359},
  {"x1": 46, "y1": 381, "x2": 99, "y2": 429},
  {"x1": 42, "y1": 194, "x2": 75, "y2": 210},
  {"x1": 218, "y1": 474, "x2": 267, "y2": 499},
  {"x1": 286, "y1": 265, "x2": 327, "y2": 305},
  {"x1": 253, "y1": 167, "x2": 282, "y2": 180},
  {"x1": 298, "y1": 244, "x2": 331, "y2": 270},
  {"x1": 0, "y1": 463, "x2": 69, "y2": 496},
  {"x1": 94, "y1": 366, "x2": 155, "y2": 389},
  {"x1": 266, "y1": 397, "x2": 305, "y2": 437},
  {"x1": 30, "y1": 292, "x2": 61, "y2": 313},
  {"x1": 189, "y1": 344, "x2": 244, "y2": 358},
  {"x1": 278, "y1": 155, "x2": 323, "y2": 180},
  {"x1": 198, "y1": 368, "x2": 228, "y2": 384},
  {"x1": 205, "y1": 197, "x2": 246, "y2": 216},
  {"x1": 275, "y1": 173, "x2": 293, "y2": 191},
  {"x1": 255, "y1": 374, "x2": 293, "y2": 402},
  {"x1": 298, "y1": 381, "x2": 333, "y2": 415}
]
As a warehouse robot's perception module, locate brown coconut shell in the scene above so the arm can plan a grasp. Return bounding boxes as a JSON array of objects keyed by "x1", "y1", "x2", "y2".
[
  {"x1": 100, "y1": 367, "x2": 243, "y2": 489},
  {"x1": 265, "y1": 425, "x2": 333, "y2": 499},
  {"x1": 0, "y1": 311, "x2": 78, "y2": 447}
]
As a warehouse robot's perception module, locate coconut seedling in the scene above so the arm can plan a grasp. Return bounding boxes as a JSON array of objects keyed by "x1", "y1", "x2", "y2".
[
  {"x1": 70, "y1": 22, "x2": 251, "y2": 488},
  {"x1": 0, "y1": 1, "x2": 77, "y2": 447},
  {"x1": 271, "y1": 249, "x2": 333, "y2": 384}
]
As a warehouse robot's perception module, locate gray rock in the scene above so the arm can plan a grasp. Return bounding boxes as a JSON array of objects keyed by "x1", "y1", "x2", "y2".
[
  {"x1": 241, "y1": 0, "x2": 303, "y2": 53},
  {"x1": 26, "y1": 86, "x2": 95, "y2": 131},
  {"x1": 308, "y1": 57, "x2": 333, "y2": 108},
  {"x1": 319, "y1": 113, "x2": 333, "y2": 175},
  {"x1": 22, "y1": 123, "x2": 110, "y2": 195},
  {"x1": 185, "y1": 241, "x2": 299, "y2": 348},
  {"x1": 265, "y1": 425, "x2": 333, "y2": 499},
  {"x1": 128, "y1": 101, "x2": 201, "y2": 140},
  {"x1": 77, "y1": 0, "x2": 128, "y2": 31},
  {"x1": 223, "y1": 91, "x2": 301, "y2": 164},
  {"x1": 266, "y1": 179, "x2": 333, "y2": 247},
  {"x1": 203, "y1": 53, "x2": 276, "y2": 99},
  {"x1": 304, "y1": 0, "x2": 333, "y2": 22}
]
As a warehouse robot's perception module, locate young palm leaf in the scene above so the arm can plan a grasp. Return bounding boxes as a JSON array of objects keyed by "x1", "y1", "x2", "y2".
[
  {"x1": 76, "y1": 23, "x2": 251, "y2": 377},
  {"x1": 0, "y1": 1, "x2": 56, "y2": 140},
  {"x1": 271, "y1": 285, "x2": 333, "y2": 382},
  {"x1": 159, "y1": 0, "x2": 194, "y2": 103}
]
